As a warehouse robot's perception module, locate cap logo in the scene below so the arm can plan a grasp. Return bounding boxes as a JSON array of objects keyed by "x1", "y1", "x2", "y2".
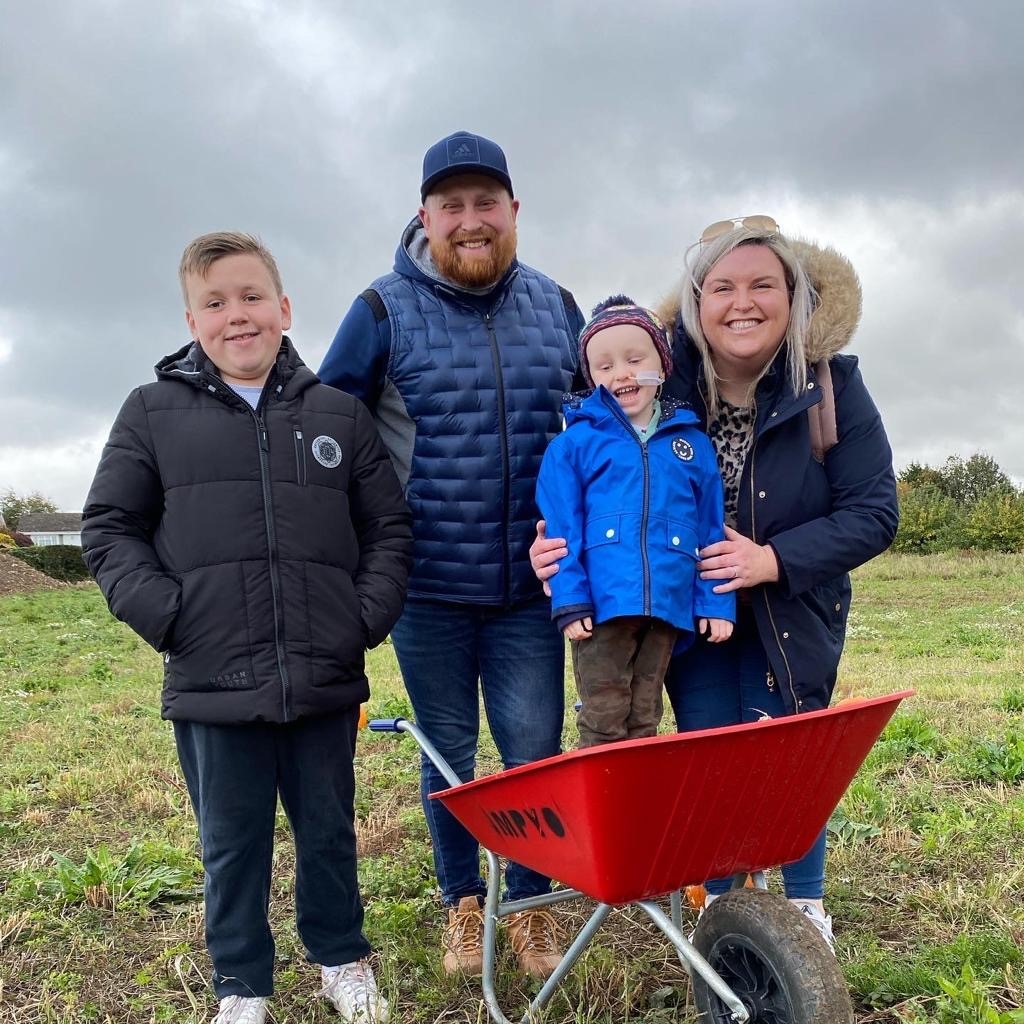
[
  {"x1": 448, "y1": 138, "x2": 479, "y2": 164},
  {"x1": 311, "y1": 435, "x2": 343, "y2": 469},
  {"x1": 672, "y1": 438, "x2": 695, "y2": 462}
]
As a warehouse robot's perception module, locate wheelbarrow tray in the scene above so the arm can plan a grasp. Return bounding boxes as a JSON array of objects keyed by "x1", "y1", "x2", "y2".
[{"x1": 432, "y1": 691, "x2": 910, "y2": 906}]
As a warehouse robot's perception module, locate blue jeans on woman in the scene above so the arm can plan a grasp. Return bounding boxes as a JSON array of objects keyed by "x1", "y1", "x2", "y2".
[
  {"x1": 390, "y1": 596, "x2": 565, "y2": 904},
  {"x1": 664, "y1": 606, "x2": 827, "y2": 900}
]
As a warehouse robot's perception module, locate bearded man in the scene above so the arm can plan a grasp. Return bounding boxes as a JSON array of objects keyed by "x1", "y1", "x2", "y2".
[{"x1": 320, "y1": 131, "x2": 582, "y2": 979}]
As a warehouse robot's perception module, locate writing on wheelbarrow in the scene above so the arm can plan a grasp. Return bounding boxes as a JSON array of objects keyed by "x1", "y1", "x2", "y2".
[{"x1": 485, "y1": 804, "x2": 568, "y2": 842}]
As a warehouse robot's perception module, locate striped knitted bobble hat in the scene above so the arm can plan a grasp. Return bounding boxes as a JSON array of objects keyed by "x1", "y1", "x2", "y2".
[{"x1": 578, "y1": 295, "x2": 673, "y2": 387}]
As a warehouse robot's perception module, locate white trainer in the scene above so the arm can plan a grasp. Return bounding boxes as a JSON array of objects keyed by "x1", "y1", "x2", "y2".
[
  {"x1": 319, "y1": 961, "x2": 390, "y2": 1023},
  {"x1": 211, "y1": 995, "x2": 268, "y2": 1024},
  {"x1": 793, "y1": 900, "x2": 836, "y2": 954}
]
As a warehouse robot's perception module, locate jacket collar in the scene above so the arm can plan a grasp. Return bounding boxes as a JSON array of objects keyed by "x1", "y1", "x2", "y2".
[{"x1": 154, "y1": 335, "x2": 316, "y2": 401}]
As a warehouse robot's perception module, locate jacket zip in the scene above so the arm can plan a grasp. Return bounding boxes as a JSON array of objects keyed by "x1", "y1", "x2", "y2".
[
  {"x1": 250, "y1": 401, "x2": 291, "y2": 721},
  {"x1": 603, "y1": 392, "x2": 653, "y2": 616},
  {"x1": 294, "y1": 429, "x2": 307, "y2": 486},
  {"x1": 747, "y1": 416, "x2": 798, "y2": 713},
  {"x1": 484, "y1": 312, "x2": 512, "y2": 605}
]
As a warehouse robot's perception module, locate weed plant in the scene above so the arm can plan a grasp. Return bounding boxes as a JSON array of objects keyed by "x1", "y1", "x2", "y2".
[{"x1": 1, "y1": 555, "x2": 1023, "y2": 1022}]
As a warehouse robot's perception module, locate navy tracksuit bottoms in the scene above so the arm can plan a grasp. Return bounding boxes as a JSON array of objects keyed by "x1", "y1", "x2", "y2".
[{"x1": 173, "y1": 707, "x2": 370, "y2": 998}]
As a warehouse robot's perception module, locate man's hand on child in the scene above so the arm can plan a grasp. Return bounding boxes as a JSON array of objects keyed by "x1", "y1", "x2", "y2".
[
  {"x1": 699, "y1": 526, "x2": 781, "y2": 593},
  {"x1": 563, "y1": 616, "x2": 593, "y2": 641},
  {"x1": 530, "y1": 519, "x2": 569, "y2": 597},
  {"x1": 699, "y1": 617, "x2": 734, "y2": 643}
]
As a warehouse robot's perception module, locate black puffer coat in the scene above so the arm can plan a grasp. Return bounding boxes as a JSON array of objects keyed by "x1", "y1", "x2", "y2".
[{"x1": 82, "y1": 338, "x2": 412, "y2": 724}]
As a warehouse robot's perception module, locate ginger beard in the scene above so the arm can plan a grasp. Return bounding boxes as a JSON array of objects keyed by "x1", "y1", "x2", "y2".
[{"x1": 429, "y1": 224, "x2": 518, "y2": 289}]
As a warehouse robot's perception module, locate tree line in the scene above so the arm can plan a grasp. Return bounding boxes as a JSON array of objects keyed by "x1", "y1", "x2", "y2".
[
  {"x1": 894, "y1": 454, "x2": 1024, "y2": 554},
  {"x1": 4, "y1": 457, "x2": 1024, "y2": 572}
]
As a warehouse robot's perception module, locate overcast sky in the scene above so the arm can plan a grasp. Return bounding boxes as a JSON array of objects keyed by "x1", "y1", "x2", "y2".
[{"x1": 3, "y1": 0, "x2": 1022, "y2": 509}]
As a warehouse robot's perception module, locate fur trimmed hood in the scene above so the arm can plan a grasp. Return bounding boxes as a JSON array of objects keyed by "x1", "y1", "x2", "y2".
[{"x1": 656, "y1": 239, "x2": 862, "y2": 364}]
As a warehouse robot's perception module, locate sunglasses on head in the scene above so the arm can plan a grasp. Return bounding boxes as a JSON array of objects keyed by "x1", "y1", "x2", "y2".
[{"x1": 699, "y1": 215, "x2": 780, "y2": 245}]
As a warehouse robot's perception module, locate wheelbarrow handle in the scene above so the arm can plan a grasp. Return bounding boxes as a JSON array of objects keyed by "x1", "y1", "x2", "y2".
[
  {"x1": 368, "y1": 717, "x2": 408, "y2": 732},
  {"x1": 366, "y1": 717, "x2": 463, "y2": 789}
]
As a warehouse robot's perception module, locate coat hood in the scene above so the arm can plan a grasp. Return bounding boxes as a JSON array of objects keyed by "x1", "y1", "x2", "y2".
[
  {"x1": 657, "y1": 238, "x2": 862, "y2": 363},
  {"x1": 394, "y1": 216, "x2": 519, "y2": 297}
]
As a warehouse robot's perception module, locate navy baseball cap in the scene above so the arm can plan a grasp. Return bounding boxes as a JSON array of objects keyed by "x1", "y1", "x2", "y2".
[{"x1": 420, "y1": 131, "x2": 513, "y2": 201}]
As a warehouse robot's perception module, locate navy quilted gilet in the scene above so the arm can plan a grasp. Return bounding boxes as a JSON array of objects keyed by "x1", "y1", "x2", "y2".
[{"x1": 372, "y1": 264, "x2": 577, "y2": 604}]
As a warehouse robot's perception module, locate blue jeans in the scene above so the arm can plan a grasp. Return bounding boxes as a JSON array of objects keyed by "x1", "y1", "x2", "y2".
[
  {"x1": 664, "y1": 607, "x2": 827, "y2": 901},
  {"x1": 390, "y1": 596, "x2": 565, "y2": 903}
]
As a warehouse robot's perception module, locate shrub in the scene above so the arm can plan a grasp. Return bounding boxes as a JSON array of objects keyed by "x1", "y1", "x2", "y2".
[
  {"x1": 12, "y1": 530, "x2": 33, "y2": 547},
  {"x1": 0, "y1": 531, "x2": 15, "y2": 548},
  {"x1": 959, "y1": 491, "x2": 1024, "y2": 553},
  {"x1": 893, "y1": 485, "x2": 962, "y2": 554},
  {"x1": 8, "y1": 545, "x2": 90, "y2": 582}
]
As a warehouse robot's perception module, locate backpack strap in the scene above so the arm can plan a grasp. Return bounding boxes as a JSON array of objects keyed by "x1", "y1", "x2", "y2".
[
  {"x1": 360, "y1": 288, "x2": 389, "y2": 323},
  {"x1": 808, "y1": 358, "x2": 837, "y2": 463}
]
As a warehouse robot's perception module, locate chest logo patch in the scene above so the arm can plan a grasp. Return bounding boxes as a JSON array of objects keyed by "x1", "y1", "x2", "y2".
[
  {"x1": 311, "y1": 435, "x2": 343, "y2": 469},
  {"x1": 672, "y1": 438, "x2": 694, "y2": 462}
]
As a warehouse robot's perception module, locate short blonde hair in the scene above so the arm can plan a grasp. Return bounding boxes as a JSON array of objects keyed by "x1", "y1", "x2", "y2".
[
  {"x1": 178, "y1": 231, "x2": 283, "y2": 303},
  {"x1": 681, "y1": 228, "x2": 815, "y2": 417}
]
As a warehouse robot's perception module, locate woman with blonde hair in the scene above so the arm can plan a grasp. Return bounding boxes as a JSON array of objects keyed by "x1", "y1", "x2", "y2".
[{"x1": 532, "y1": 216, "x2": 898, "y2": 949}]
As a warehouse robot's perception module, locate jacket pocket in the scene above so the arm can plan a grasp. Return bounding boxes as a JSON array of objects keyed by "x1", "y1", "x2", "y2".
[
  {"x1": 665, "y1": 522, "x2": 700, "y2": 560},
  {"x1": 294, "y1": 430, "x2": 307, "y2": 486},
  {"x1": 584, "y1": 514, "x2": 622, "y2": 550}
]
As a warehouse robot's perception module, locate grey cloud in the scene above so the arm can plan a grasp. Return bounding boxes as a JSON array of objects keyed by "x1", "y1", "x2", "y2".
[{"x1": 2, "y1": 0, "x2": 1023, "y2": 505}]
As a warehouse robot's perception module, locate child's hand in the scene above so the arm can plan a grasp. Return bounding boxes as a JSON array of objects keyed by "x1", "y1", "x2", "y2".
[
  {"x1": 699, "y1": 617, "x2": 734, "y2": 643},
  {"x1": 564, "y1": 617, "x2": 593, "y2": 641}
]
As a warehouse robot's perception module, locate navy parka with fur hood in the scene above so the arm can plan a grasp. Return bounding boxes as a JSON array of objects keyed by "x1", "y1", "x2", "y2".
[
  {"x1": 82, "y1": 337, "x2": 413, "y2": 725},
  {"x1": 657, "y1": 241, "x2": 898, "y2": 714}
]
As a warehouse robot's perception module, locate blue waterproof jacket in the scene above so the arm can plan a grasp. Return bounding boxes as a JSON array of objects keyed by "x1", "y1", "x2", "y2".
[
  {"x1": 320, "y1": 219, "x2": 582, "y2": 605},
  {"x1": 536, "y1": 388, "x2": 735, "y2": 640},
  {"x1": 657, "y1": 241, "x2": 899, "y2": 713}
]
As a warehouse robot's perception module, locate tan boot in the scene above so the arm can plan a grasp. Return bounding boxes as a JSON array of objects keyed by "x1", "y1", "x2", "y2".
[
  {"x1": 506, "y1": 908, "x2": 563, "y2": 980},
  {"x1": 441, "y1": 896, "x2": 485, "y2": 976}
]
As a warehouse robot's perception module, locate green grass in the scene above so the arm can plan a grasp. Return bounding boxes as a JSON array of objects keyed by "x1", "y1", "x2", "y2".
[{"x1": 1, "y1": 554, "x2": 1023, "y2": 1022}]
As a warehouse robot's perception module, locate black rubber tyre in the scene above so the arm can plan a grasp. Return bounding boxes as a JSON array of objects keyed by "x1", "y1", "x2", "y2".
[{"x1": 690, "y1": 889, "x2": 853, "y2": 1024}]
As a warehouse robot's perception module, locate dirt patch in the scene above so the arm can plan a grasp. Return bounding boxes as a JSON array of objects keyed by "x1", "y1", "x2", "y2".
[{"x1": 0, "y1": 551, "x2": 66, "y2": 596}]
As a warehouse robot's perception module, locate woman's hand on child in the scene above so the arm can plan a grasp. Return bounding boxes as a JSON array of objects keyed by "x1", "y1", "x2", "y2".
[
  {"x1": 530, "y1": 520, "x2": 569, "y2": 596},
  {"x1": 699, "y1": 617, "x2": 734, "y2": 643},
  {"x1": 699, "y1": 526, "x2": 781, "y2": 593},
  {"x1": 563, "y1": 617, "x2": 593, "y2": 641}
]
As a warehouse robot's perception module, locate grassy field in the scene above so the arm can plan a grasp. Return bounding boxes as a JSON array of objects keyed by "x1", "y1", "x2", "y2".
[{"x1": 1, "y1": 553, "x2": 1022, "y2": 1023}]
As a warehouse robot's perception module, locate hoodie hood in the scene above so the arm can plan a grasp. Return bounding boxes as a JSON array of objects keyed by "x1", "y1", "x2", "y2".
[
  {"x1": 154, "y1": 335, "x2": 318, "y2": 398},
  {"x1": 562, "y1": 386, "x2": 699, "y2": 432},
  {"x1": 657, "y1": 238, "x2": 862, "y2": 363},
  {"x1": 394, "y1": 216, "x2": 519, "y2": 297}
]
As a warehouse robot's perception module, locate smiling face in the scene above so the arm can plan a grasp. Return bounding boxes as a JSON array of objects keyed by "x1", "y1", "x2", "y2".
[
  {"x1": 586, "y1": 323, "x2": 664, "y2": 427},
  {"x1": 184, "y1": 254, "x2": 291, "y2": 388},
  {"x1": 698, "y1": 243, "x2": 791, "y2": 382},
  {"x1": 419, "y1": 173, "x2": 519, "y2": 288}
]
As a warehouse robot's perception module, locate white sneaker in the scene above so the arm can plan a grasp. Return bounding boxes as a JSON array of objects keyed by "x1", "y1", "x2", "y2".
[
  {"x1": 792, "y1": 901, "x2": 836, "y2": 954},
  {"x1": 211, "y1": 995, "x2": 268, "y2": 1024},
  {"x1": 319, "y1": 961, "x2": 390, "y2": 1023}
]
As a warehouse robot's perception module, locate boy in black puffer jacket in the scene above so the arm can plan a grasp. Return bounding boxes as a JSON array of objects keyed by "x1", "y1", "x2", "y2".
[{"x1": 82, "y1": 232, "x2": 411, "y2": 1024}]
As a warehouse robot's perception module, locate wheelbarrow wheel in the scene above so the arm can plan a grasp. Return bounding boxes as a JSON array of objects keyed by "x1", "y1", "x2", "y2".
[{"x1": 691, "y1": 889, "x2": 853, "y2": 1024}]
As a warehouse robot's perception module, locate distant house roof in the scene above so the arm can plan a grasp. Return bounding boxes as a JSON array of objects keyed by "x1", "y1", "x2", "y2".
[{"x1": 19, "y1": 512, "x2": 83, "y2": 533}]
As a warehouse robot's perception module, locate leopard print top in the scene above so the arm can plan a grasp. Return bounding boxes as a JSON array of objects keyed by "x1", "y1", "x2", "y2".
[{"x1": 707, "y1": 400, "x2": 755, "y2": 527}]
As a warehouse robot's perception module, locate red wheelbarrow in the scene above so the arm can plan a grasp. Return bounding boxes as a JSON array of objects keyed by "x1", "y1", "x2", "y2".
[{"x1": 370, "y1": 689, "x2": 911, "y2": 1024}]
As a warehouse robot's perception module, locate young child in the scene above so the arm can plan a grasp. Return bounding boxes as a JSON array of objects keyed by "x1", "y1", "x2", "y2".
[
  {"x1": 82, "y1": 232, "x2": 412, "y2": 1024},
  {"x1": 536, "y1": 296, "x2": 734, "y2": 747}
]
